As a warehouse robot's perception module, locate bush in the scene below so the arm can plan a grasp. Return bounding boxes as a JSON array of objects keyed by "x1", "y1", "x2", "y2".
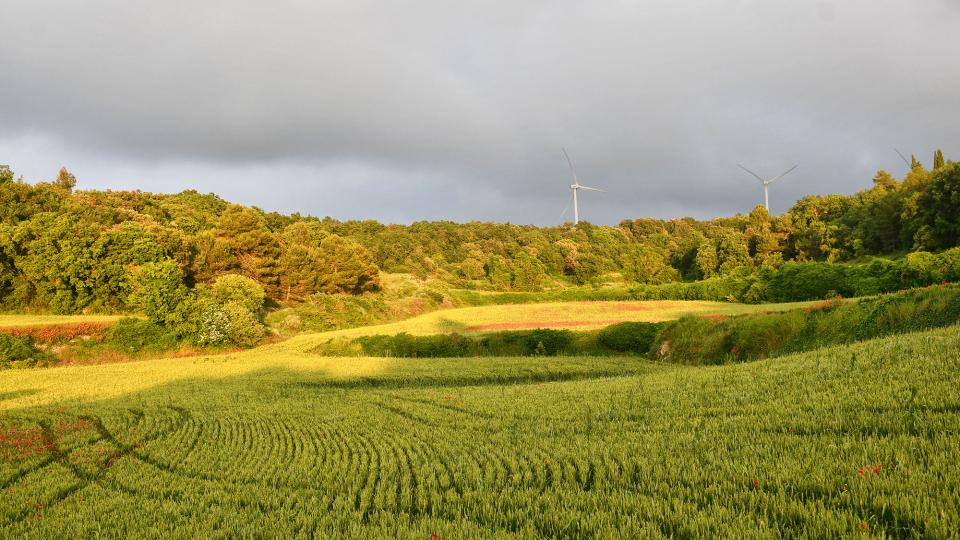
[
  {"x1": 196, "y1": 301, "x2": 265, "y2": 347},
  {"x1": 354, "y1": 329, "x2": 577, "y2": 358},
  {"x1": 766, "y1": 262, "x2": 849, "y2": 302},
  {"x1": 596, "y1": 322, "x2": 662, "y2": 354},
  {"x1": 103, "y1": 318, "x2": 180, "y2": 354},
  {"x1": 724, "y1": 310, "x2": 809, "y2": 361},
  {"x1": 208, "y1": 274, "x2": 267, "y2": 315},
  {"x1": 192, "y1": 274, "x2": 267, "y2": 347},
  {"x1": 653, "y1": 315, "x2": 727, "y2": 365},
  {"x1": 651, "y1": 283, "x2": 960, "y2": 365},
  {"x1": 0, "y1": 333, "x2": 46, "y2": 367}
]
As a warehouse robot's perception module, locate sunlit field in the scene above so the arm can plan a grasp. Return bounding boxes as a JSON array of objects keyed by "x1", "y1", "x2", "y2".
[
  {"x1": 0, "y1": 315, "x2": 125, "y2": 328},
  {"x1": 2, "y1": 326, "x2": 958, "y2": 537},
  {"x1": 273, "y1": 299, "x2": 818, "y2": 351}
]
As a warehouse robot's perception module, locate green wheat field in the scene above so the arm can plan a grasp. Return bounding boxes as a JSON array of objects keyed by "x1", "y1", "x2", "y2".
[{"x1": 2, "y1": 323, "x2": 958, "y2": 538}]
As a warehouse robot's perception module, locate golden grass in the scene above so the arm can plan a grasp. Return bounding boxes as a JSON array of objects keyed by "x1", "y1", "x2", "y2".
[
  {"x1": 0, "y1": 314, "x2": 126, "y2": 328},
  {"x1": 274, "y1": 298, "x2": 818, "y2": 352},
  {"x1": 0, "y1": 299, "x2": 813, "y2": 411},
  {"x1": 0, "y1": 348, "x2": 399, "y2": 411}
]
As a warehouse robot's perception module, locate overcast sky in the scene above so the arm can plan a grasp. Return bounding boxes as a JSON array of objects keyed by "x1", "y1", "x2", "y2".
[{"x1": 2, "y1": 1, "x2": 959, "y2": 225}]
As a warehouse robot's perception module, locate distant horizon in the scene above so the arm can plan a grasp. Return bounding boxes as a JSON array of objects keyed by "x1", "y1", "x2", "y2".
[{"x1": 0, "y1": 156, "x2": 929, "y2": 227}]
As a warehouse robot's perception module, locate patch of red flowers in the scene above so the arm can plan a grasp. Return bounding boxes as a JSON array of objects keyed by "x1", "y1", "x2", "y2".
[
  {"x1": 0, "y1": 426, "x2": 55, "y2": 462},
  {"x1": 857, "y1": 464, "x2": 882, "y2": 477},
  {"x1": 0, "y1": 322, "x2": 112, "y2": 343},
  {"x1": 860, "y1": 522, "x2": 868, "y2": 530}
]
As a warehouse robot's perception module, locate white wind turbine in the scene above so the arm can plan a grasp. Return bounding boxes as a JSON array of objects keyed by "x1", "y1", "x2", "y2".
[
  {"x1": 895, "y1": 148, "x2": 912, "y2": 169},
  {"x1": 561, "y1": 148, "x2": 604, "y2": 226},
  {"x1": 736, "y1": 163, "x2": 798, "y2": 212}
]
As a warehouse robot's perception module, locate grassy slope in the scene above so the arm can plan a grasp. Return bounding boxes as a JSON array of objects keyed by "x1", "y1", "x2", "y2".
[
  {"x1": 0, "y1": 315, "x2": 125, "y2": 328},
  {"x1": 1, "y1": 326, "x2": 958, "y2": 537},
  {"x1": 274, "y1": 298, "x2": 817, "y2": 350}
]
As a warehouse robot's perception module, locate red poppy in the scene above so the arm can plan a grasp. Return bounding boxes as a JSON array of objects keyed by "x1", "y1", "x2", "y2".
[
  {"x1": 431, "y1": 534, "x2": 439, "y2": 539},
  {"x1": 860, "y1": 522, "x2": 867, "y2": 530},
  {"x1": 752, "y1": 479, "x2": 759, "y2": 487},
  {"x1": 857, "y1": 469, "x2": 865, "y2": 475},
  {"x1": 872, "y1": 468, "x2": 880, "y2": 474}
]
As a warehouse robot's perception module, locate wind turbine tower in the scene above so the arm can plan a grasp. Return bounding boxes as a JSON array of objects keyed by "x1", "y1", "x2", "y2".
[
  {"x1": 561, "y1": 148, "x2": 604, "y2": 225},
  {"x1": 736, "y1": 163, "x2": 798, "y2": 212}
]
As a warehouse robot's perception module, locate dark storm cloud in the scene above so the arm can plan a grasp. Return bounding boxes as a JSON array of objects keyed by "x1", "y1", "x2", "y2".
[{"x1": 2, "y1": 0, "x2": 959, "y2": 223}]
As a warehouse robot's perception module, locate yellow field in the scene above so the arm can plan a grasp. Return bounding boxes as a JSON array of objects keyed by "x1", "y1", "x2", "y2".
[
  {"x1": 0, "y1": 299, "x2": 813, "y2": 410},
  {"x1": 0, "y1": 314, "x2": 126, "y2": 328},
  {"x1": 275, "y1": 299, "x2": 817, "y2": 352}
]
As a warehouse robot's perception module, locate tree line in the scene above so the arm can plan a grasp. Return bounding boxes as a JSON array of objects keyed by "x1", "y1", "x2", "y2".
[{"x1": 1, "y1": 150, "x2": 958, "y2": 320}]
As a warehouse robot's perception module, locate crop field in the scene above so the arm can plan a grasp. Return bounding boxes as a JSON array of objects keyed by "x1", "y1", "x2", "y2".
[
  {"x1": 2, "y1": 325, "x2": 958, "y2": 537},
  {"x1": 0, "y1": 315, "x2": 125, "y2": 329}
]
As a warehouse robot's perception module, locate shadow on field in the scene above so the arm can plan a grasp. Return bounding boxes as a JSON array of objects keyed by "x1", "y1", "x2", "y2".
[
  {"x1": 0, "y1": 359, "x2": 648, "y2": 415},
  {"x1": 296, "y1": 367, "x2": 634, "y2": 390},
  {"x1": 0, "y1": 389, "x2": 40, "y2": 403}
]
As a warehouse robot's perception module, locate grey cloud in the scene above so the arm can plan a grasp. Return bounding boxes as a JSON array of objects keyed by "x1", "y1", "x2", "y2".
[{"x1": 1, "y1": 0, "x2": 959, "y2": 224}]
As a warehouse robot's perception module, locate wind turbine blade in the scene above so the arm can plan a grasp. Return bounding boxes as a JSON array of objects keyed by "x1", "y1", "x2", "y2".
[
  {"x1": 768, "y1": 164, "x2": 798, "y2": 184},
  {"x1": 578, "y1": 185, "x2": 604, "y2": 192},
  {"x1": 894, "y1": 148, "x2": 911, "y2": 166},
  {"x1": 736, "y1": 164, "x2": 766, "y2": 183},
  {"x1": 560, "y1": 190, "x2": 574, "y2": 220},
  {"x1": 562, "y1": 148, "x2": 579, "y2": 183}
]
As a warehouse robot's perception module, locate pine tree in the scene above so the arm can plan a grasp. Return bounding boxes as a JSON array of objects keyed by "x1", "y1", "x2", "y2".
[{"x1": 934, "y1": 149, "x2": 945, "y2": 170}]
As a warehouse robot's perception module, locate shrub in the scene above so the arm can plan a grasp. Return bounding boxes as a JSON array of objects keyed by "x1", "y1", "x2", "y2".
[
  {"x1": 478, "y1": 329, "x2": 575, "y2": 356},
  {"x1": 0, "y1": 333, "x2": 45, "y2": 367},
  {"x1": 596, "y1": 322, "x2": 662, "y2": 354},
  {"x1": 766, "y1": 262, "x2": 849, "y2": 302},
  {"x1": 724, "y1": 310, "x2": 809, "y2": 360},
  {"x1": 208, "y1": 274, "x2": 267, "y2": 316},
  {"x1": 651, "y1": 283, "x2": 960, "y2": 365},
  {"x1": 191, "y1": 274, "x2": 267, "y2": 347},
  {"x1": 653, "y1": 315, "x2": 727, "y2": 365},
  {"x1": 103, "y1": 318, "x2": 179, "y2": 354},
  {"x1": 196, "y1": 301, "x2": 265, "y2": 347},
  {"x1": 354, "y1": 329, "x2": 577, "y2": 358}
]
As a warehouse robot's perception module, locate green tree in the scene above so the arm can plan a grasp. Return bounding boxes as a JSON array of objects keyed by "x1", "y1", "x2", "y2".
[
  {"x1": 54, "y1": 167, "x2": 76, "y2": 191},
  {"x1": 910, "y1": 163, "x2": 960, "y2": 250},
  {"x1": 511, "y1": 251, "x2": 546, "y2": 291},
  {"x1": 129, "y1": 260, "x2": 193, "y2": 332},
  {"x1": 695, "y1": 242, "x2": 719, "y2": 279},
  {"x1": 277, "y1": 223, "x2": 380, "y2": 300},
  {"x1": 934, "y1": 149, "x2": 945, "y2": 170},
  {"x1": 215, "y1": 205, "x2": 281, "y2": 295},
  {"x1": 621, "y1": 245, "x2": 678, "y2": 284},
  {"x1": 485, "y1": 254, "x2": 513, "y2": 289},
  {"x1": 911, "y1": 154, "x2": 922, "y2": 171}
]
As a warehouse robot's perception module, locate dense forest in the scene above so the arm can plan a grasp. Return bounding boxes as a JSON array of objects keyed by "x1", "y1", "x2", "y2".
[{"x1": 1, "y1": 152, "x2": 959, "y2": 344}]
